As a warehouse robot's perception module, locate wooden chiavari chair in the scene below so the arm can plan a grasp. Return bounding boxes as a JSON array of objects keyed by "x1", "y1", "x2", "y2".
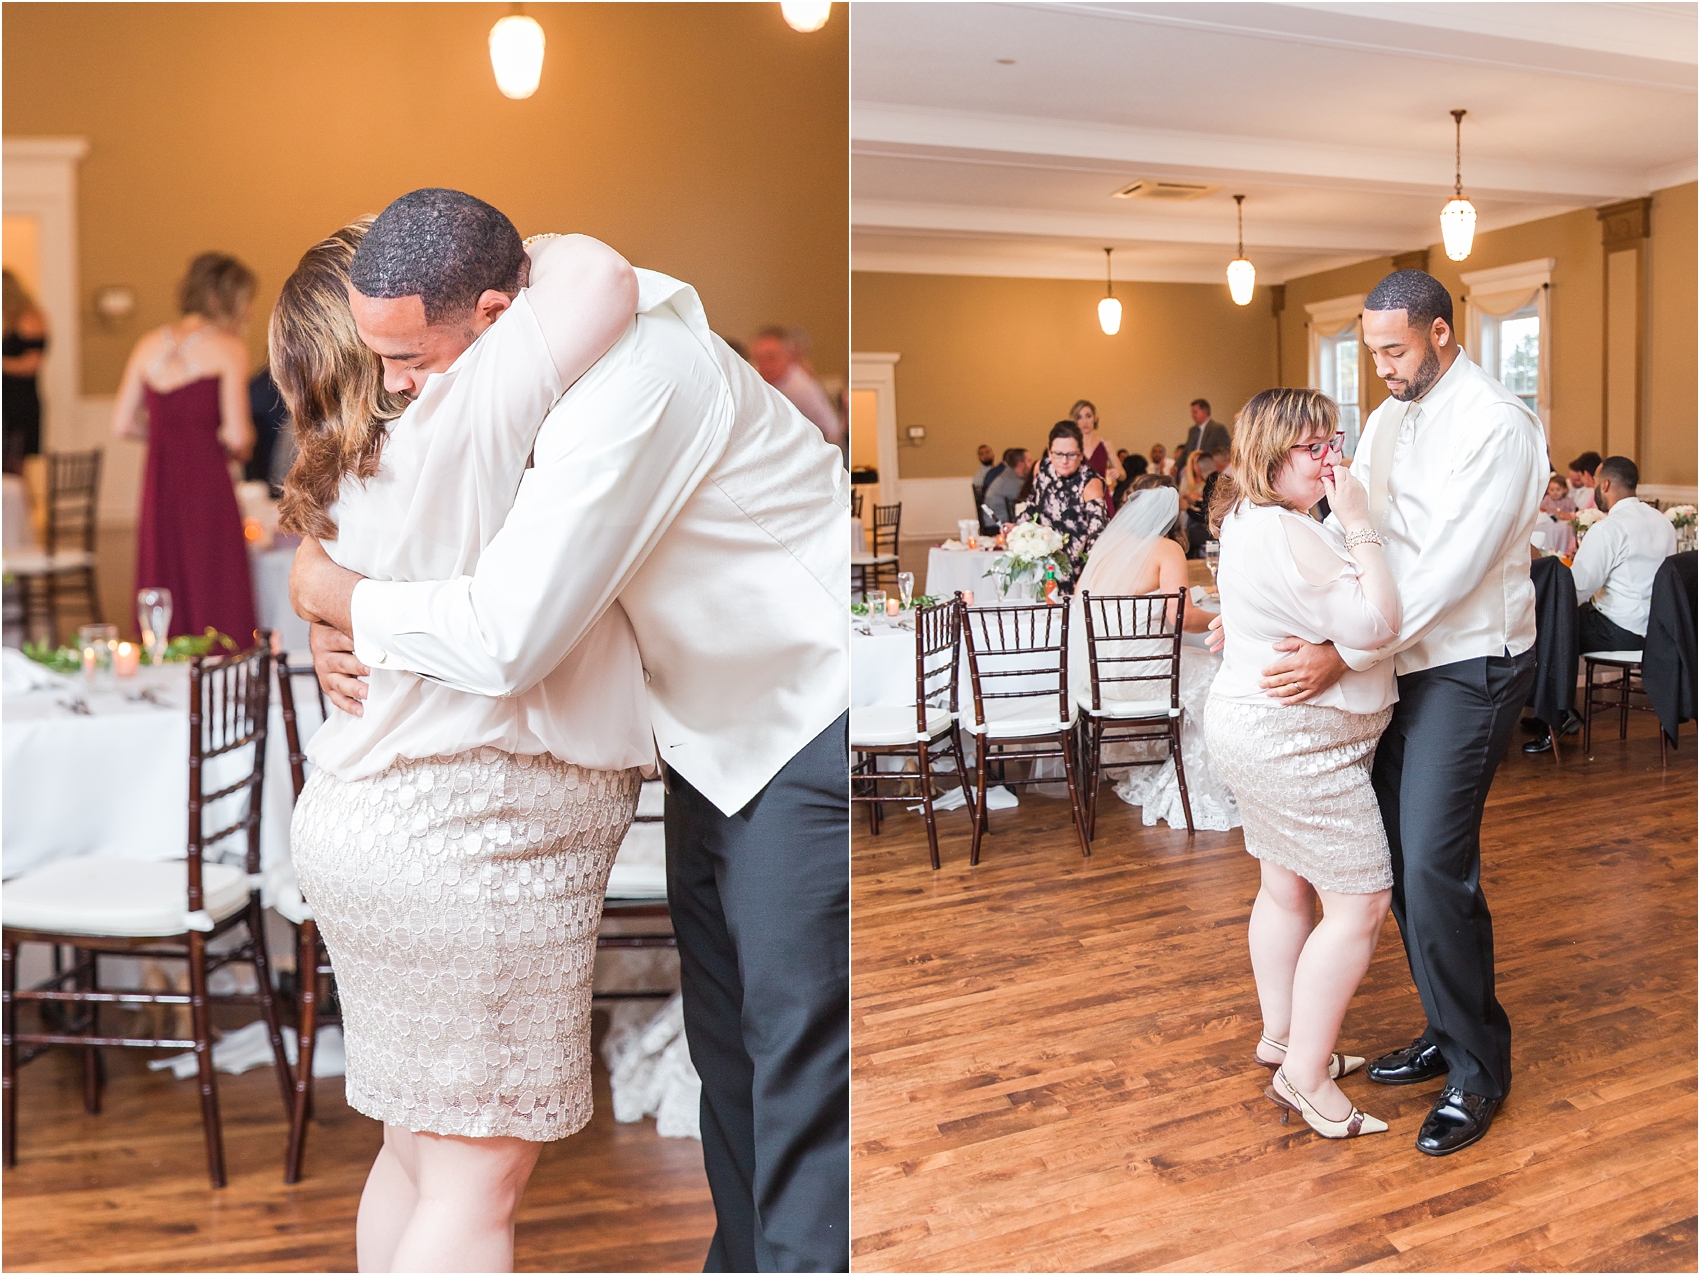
[
  {"x1": 2, "y1": 634, "x2": 291, "y2": 1189},
  {"x1": 595, "y1": 781, "x2": 677, "y2": 1003},
  {"x1": 1076, "y1": 590, "x2": 1194, "y2": 838},
  {"x1": 853, "y1": 501, "x2": 901, "y2": 597},
  {"x1": 960, "y1": 599, "x2": 1090, "y2": 863},
  {"x1": 4, "y1": 449, "x2": 103, "y2": 645},
  {"x1": 850, "y1": 599, "x2": 976, "y2": 869}
]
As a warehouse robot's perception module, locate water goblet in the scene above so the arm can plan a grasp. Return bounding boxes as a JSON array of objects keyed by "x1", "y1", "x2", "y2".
[
  {"x1": 1203, "y1": 540, "x2": 1221, "y2": 589},
  {"x1": 79, "y1": 623, "x2": 119, "y2": 687},
  {"x1": 137, "y1": 587, "x2": 173, "y2": 666}
]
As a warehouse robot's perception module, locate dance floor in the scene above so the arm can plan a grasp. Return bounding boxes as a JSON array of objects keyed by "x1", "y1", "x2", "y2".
[
  {"x1": 851, "y1": 710, "x2": 1697, "y2": 1272},
  {"x1": 2, "y1": 1011, "x2": 714, "y2": 1272}
]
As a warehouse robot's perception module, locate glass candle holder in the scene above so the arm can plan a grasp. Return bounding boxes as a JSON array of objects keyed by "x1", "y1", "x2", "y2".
[{"x1": 79, "y1": 623, "x2": 119, "y2": 686}]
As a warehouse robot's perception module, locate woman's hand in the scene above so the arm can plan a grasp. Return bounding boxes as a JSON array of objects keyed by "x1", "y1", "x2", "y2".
[{"x1": 1322, "y1": 462, "x2": 1370, "y2": 529}]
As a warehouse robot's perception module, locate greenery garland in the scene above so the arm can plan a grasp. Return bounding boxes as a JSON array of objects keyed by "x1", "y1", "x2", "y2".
[{"x1": 22, "y1": 627, "x2": 240, "y2": 675}]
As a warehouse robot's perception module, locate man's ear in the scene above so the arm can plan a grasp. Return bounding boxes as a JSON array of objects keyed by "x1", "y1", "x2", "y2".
[
  {"x1": 471, "y1": 289, "x2": 515, "y2": 332},
  {"x1": 1433, "y1": 317, "x2": 1451, "y2": 348}
]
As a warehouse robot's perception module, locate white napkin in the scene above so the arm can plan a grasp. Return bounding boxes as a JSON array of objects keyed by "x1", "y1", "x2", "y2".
[
  {"x1": 940, "y1": 539, "x2": 969, "y2": 552},
  {"x1": 1, "y1": 647, "x2": 70, "y2": 697}
]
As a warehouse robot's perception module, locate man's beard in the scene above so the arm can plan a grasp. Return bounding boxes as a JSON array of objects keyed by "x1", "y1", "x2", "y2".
[{"x1": 1386, "y1": 339, "x2": 1442, "y2": 402}]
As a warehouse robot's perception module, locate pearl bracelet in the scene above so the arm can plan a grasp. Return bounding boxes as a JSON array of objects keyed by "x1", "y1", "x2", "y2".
[
  {"x1": 1343, "y1": 526, "x2": 1383, "y2": 550},
  {"x1": 522, "y1": 232, "x2": 564, "y2": 248}
]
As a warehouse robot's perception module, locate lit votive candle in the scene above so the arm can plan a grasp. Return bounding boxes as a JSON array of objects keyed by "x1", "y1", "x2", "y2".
[
  {"x1": 114, "y1": 641, "x2": 140, "y2": 678},
  {"x1": 961, "y1": 590, "x2": 974, "y2": 607},
  {"x1": 965, "y1": 536, "x2": 978, "y2": 550},
  {"x1": 886, "y1": 598, "x2": 900, "y2": 618}
]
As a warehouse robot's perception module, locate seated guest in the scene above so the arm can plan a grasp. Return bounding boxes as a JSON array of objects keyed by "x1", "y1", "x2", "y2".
[
  {"x1": 1567, "y1": 451, "x2": 1601, "y2": 511},
  {"x1": 1536, "y1": 473, "x2": 1578, "y2": 557},
  {"x1": 1188, "y1": 446, "x2": 1233, "y2": 557},
  {"x1": 976, "y1": 449, "x2": 1010, "y2": 531},
  {"x1": 1571, "y1": 455, "x2": 1677, "y2": 652},
  {"x1": 984, "y1": 447, "x2": 1030, "y2": 527},
  {"x1": 971, "y1": 442, "x2": 996, "y2": 512},
  {"x1": 1149, "y1": 442, "x2": 1174, "y2": 477},
  {"x1": 1112, "y1": 452, "x2": 1148, "y2": 507},
  {"x1": 1031, "y1": 420, "x2": 1108, "y2": 593}
]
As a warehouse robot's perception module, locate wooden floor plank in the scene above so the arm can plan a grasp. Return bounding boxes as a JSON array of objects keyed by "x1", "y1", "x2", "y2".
[
  {"x1": 850, "y1": 708, "x2": 1697, "y2": 1272},
  {"x1": 2, "y1": 1010, "x2": 714, "y2": 1272}
]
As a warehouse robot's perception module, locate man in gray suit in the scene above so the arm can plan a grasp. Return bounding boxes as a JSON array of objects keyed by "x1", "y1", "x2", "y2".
[{"x1": 1176, "y1": 398, "x2": 1231, "y2": 468}]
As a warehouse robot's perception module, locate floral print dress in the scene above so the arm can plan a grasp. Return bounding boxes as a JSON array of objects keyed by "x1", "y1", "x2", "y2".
[{"x1": 1030, "y1": 458, "x2": 1108, "y2": 593}]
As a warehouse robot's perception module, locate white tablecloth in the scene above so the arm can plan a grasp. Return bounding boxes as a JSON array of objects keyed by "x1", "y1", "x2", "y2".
[
  {"x1": 850, "y1": 517, "x2": 866, "y2": 555},
  {"x1": 2, "y1": 663, "x2": 323, "y2": 890},
  {"x1": 2, "y1": 474, "x2": 37, "y2": 553},
  {"x1": 925, "y1": 547, "x2": 1000, "y2": 601},
  {"x1": 252, "y1": 536, "x2": 311, "y2": 657}
]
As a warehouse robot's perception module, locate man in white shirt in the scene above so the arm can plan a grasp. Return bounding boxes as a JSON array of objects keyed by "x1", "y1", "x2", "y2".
[
  {"x1": 292, "y1": 191, "x2": 849, "y2": 1271},
  {"x1": 1570, "y1": 456, "x2": 1676, "y2": 652},
  {"x1": 750, "y1": 325, "x2": 846, "y2": 461},
  {"x1": 1252, "y1": 270, "x2": 1544, "y2": 1157}
]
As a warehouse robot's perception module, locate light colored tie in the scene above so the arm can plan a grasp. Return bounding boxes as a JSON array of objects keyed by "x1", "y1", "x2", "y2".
[{"x1": 1367, "y1": 402, "x2": 1411, "y2": 528}]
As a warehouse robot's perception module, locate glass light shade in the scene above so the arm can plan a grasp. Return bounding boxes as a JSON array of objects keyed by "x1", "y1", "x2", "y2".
[
  {"x1": 489, "y1": 15, "x2": 546, "y2": 99},
  {"x1": 1098, "y1": 296, "x2": 1123, "y2": 336},
  {"x1": 1440, "y1": 197, "x2": 1477, "y2": 261},
  {"x1": 1226, "y1": 256, "x2": 1256, "y2": 306},
  {"x1": 781, "y1": 0, "x2": 832, "y2": 32}
]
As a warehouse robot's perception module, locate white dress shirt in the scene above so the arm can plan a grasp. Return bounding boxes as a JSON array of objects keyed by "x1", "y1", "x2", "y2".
[
  {"x1": 350, "y1": 270, "x2": 850, "y2": 817},
  {"x1": 1214, "y1": 502, "x2": 1398, "y2": 713},
  {"x1": 1334, "y1": 350, "x2": 1546, "y2": 677},
  {"x1": 1570, "y1": 496, "x2": 1676, "y2": 638},
  {"x1": 309, "y1": 291, "x2": 653, "y2": 781}
]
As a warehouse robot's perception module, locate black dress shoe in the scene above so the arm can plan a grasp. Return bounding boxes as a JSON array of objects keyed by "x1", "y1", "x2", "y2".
[
  {"x1": 1367, "y1": 1036, "x2": 1448, "y2": 1085},
  {"x1": 1521, "y1": 711, "x2": 1580, "y2": 740},
  {"x1": 1523, "y1": 733, "x2": 1555, "y2": 754},
  {"x1": 1416, "y1": 1086, "x2": 1500, "y2": 1156}
]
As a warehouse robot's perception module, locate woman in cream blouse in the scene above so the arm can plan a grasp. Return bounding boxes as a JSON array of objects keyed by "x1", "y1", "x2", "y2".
[{"x1": 273, "y1": 219, "x2": 647, "y2": 1271}]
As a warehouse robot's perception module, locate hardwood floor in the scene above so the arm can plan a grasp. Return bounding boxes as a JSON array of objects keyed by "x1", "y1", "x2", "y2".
[
  {"x1": 850, "y1": 708, "x2": 1697, "y2": 1271},
  {"x1": 2, "y1": 1010, "x2": 714, "y2": 1272}
]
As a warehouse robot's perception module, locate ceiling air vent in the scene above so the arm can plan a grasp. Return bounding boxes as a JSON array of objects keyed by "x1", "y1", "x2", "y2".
[{"x1": 1112, "y1": 179, "x2": 1216, "y2": 201}]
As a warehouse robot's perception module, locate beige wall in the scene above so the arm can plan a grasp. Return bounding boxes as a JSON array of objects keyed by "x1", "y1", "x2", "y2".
[
  {"x1": 851, "y1": 272, "x2": 1277, "y2": 480},
  {"x1": 3, "y1": 2, "x2": 848, "y2": 397},
  {"x1": 1278, "y1": 182, "x2": 1696, "y2": 487}
]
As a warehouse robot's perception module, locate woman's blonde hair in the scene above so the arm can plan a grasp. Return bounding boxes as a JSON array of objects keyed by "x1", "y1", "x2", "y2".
[
  {"x1": 2, "y1": 270, "x2": 38, "y2": 334},
  {"x1": 178, "y1": 252, "x2": 256, "y2": 321},
  {"x1": 273, "y1": 219, "x2": 408, "y2": 540},
  {"x1": 1208, "y1": 387, "x2": 1338, "y2": 535}
]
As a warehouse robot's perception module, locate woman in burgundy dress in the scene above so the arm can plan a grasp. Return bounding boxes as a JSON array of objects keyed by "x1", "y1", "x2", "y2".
[
  {"x1": 1070, "y1": 398, "x2": 1124, "y2": 513},
  {"x1": 112, "y1": 253, "x2": 258, "y2": 643}
]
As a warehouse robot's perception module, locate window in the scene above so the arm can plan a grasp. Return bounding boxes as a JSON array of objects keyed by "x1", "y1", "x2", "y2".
[
  {"x1": 1317, "y1": 330, "x2": 1361, "y2": 454},
  {"x1": 1479, "y1": 301, "x2": 1540, "y2": 418}
]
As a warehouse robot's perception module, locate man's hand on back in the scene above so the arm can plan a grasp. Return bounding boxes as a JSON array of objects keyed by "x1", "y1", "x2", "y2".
[
  {"x1": 1259, "y1": 638, "x2": 1348, "y2": 703},
  {"x1": 309, "y1": 622, "x2": 369, "y2": 717},
  {"x1": 289, "y1": 534, "x2": 362, "y2": 636}
]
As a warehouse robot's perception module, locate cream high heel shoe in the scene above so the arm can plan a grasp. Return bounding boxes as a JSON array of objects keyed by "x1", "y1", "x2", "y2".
[
  {"x1": 1265, "y1": 1067, "x2": 1388, "y2": 1139},
  {"x1": 1255, "y1": 1033, "x2": 1364, "y2": 1079}
]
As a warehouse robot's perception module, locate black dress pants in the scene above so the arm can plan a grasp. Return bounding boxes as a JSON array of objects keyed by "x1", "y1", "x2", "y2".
[
  {"x1": 1578, "y1": 602, "x2": 1642, "y2": 655},
  {"x1": 1372, "y1": 650, "x2": 1535, "y2": 1100},
  {"x1": 665, "y1": 713, "x2": 849, "y2": 1273}
]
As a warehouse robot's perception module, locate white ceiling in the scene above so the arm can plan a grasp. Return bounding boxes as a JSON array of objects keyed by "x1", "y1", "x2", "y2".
[{"x1": 851, "y1": 2, "x2": 1700, "y2": 284}]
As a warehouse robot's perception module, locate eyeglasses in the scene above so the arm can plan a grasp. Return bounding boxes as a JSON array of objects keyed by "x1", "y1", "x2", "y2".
[
  {"x1": 1050, "y1": 448, "x2": 1082, "y2": 461},
  {"x1": 1290, "y1": 432, "x2": 1345, "y2": 460}
]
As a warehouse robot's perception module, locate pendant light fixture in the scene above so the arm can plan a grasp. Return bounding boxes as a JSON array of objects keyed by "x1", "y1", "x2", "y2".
[
  {"x1": 1097, "y1": 247, "x2": 1122, "y2": 335},
  {"x1": 781, "y1": 0, "x2": 833, "y2": 32},
  {"x1": 1440, "y1": 109, "x2": 1477, "y2": 262},
  {"x1": 489, "y1": 10, "x2": 546, "y2": 99},
  {"x1": 1226, "y1": 195, "x2": 1255, "y2": 306}
]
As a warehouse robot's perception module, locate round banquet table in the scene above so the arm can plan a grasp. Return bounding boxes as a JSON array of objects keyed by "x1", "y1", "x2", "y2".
[
  {"x1": 924, "y1": 546, "x2": 1001, "y2": 602},
  {"x1": 1, "y1": 662, "x2": 322, "y2": 894}
]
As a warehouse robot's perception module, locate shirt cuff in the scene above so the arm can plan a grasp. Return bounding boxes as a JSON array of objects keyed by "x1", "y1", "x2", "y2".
[
  {"x1": 1335, "y1": 643, "x2": 1384, "y2": 674},
  {"x1": 350, "y1": 578, "x2": 402, "y2": 672}
]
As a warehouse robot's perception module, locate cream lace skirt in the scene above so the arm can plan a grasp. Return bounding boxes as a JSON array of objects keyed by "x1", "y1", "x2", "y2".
[
  {"x1": 1203, "y1": 697, "x2": 1393, "y2": 895},
  {"x1": 291, "y1": 748, "x2": 641, "y2": 1141}
]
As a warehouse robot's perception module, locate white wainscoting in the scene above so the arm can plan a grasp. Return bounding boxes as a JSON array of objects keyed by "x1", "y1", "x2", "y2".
[
  {"x1": 894, "y1": 475, "x2": 977, "y2": 540},
  {"x1": 1641, "y1": 484, "x2": 1698, "y2": 507}
]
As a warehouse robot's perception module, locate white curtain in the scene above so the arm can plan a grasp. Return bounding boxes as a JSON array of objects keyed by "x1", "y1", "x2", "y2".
[{"x1": 1464, "y1": 283, "x2": 1551, "y2": 440}]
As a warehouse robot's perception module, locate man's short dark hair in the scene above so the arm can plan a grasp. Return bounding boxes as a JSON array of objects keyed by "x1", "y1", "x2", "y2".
[
  {"x1": 1190, "y1": 398, "x2": 1211, "y2": 414},
  {"x1": 1598, "y1": 455, "x2": 1638, "y2": 490},
  {"x1": 349, "y1": 188, "x2": 526, "y2": 325},
  {"x1": 1001, "y1": 447, "x2": 1027, "y2": 468},
  {"x1": 1125, "y1": 453, "x2": 1149, "y2": 477},
  {"x1": 1365, "y1": 269, "x2": 1454, "y2": 332},
  {"x1": 1568, "y1": 451, "x2": 1602, "y2": 475}
]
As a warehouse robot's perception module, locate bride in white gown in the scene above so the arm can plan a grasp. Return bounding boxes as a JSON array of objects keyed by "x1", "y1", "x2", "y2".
[{"x1": 1070, "y1": 482, "x2": 1242, "y2": 832}]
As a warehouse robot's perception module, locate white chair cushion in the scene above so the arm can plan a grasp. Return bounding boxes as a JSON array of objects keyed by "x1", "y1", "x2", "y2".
[
  {"x1": 850, "y1": 704, "x2": 954, "y2": 747},
  {"x1": 3, "y1": 857, "x2": 251, "y2": 938},
  {"x1": 606, "y1": 862, "x2": 668, "y2": 900},
  {"x1": 851, "y1": 553, "x2": 899, "y2": 566},
  {"x1": 1583, "y1": 649, "x2": 1643, "y2": 665},
  {"x1": 1076, "y1": 693, "x2": 1178, "y2": 720},
  {"x1": 964, "y1": 695, "x2": 1076, "y2": 738},
  {"x1": 3, "y1": 549, "x2": 97, "y2": 575}
]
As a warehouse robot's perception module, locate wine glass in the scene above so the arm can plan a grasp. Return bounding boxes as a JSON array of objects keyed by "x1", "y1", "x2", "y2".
[
  {"x1": 1203, "y1": 541, "x2": 1221, "y2": 590},
  {"x1": 137, "y1": 587, "x2": 173, "y2": 665},
  {"x1": 897, "y1": 572, "x2": 915, "y2": 609}
]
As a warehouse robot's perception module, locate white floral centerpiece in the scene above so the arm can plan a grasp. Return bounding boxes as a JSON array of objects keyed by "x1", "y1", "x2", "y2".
[
  {"x1": 986, "y1": 520, "x2": 1068, "y2": 600},
  {"x1": 1574, "y1": 507, "x2": 1606, "y2": 540},
  {"x1": 1668, "y1": 504, "x2": 1697, "y2": 551}
]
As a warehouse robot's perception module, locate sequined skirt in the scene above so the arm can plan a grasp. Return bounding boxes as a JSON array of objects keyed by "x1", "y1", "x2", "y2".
[
  {"x1": 1204, "y1": 697, "x2": 1393, "y2": 895},
  {"x1": 291, "y1": 749, "x2": 641, "y2": 1141}
]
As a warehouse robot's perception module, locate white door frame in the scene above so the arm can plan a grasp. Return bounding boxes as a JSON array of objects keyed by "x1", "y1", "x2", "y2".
[
  {"x1": 850, "y1": 351, "x2": 900, "y2": 507},
  {"x1": 4, "y1": 138, "x2": 89, "y2": 451}
]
